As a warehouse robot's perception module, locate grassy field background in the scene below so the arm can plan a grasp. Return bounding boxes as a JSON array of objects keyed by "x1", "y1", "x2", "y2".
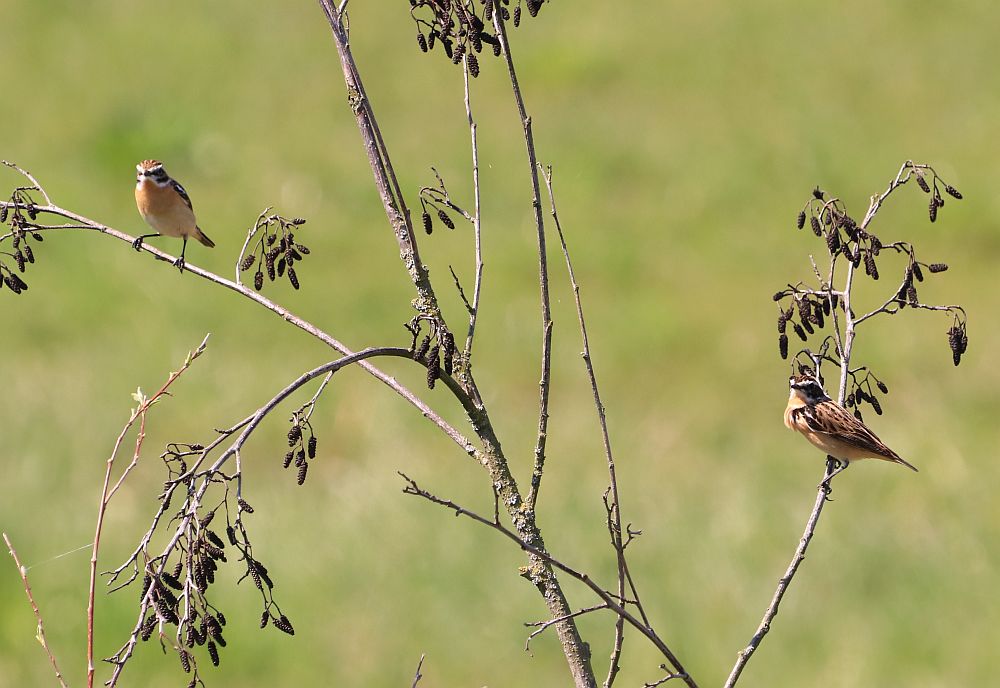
[{"x1": 1, "y1": 2, "x2": 998, "y2": 686}]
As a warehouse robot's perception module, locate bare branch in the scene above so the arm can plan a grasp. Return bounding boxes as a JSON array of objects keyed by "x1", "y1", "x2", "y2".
[
  {"x1": 735, "y1": 161, "x2": 967, "y2": 686},
  {"x1": 540, "y1": 165, "x2": 634, "y2": 686},
  {"x1": 525, "y1": 604, "x2": 608, "y2": 653},
  {"x1": 3, "y1": 533, "x2": 70, "y2": 688},
  {"x1": 461, "y1": 56, "x2": 485, "y2": 364},
  {"x1": 88, "y1": 335, "x2": 209, "y2": 688},
  {"x1": 399, "y1": 473, "x2": 698, "y2": 688}
]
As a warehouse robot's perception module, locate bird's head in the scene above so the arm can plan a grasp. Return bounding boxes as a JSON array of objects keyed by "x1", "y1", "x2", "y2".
[
  {"x1": 789, "y1": 373, "x2": 830, "y2": 404},
  {"x1": 136, "y1": 159, "x2": 167, "y2": 184}
]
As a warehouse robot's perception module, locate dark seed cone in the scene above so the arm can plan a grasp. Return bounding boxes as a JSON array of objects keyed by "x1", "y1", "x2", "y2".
[
  {"x1": 912, "y1": 262, "x2": 924, "y2": 282},
  {"x1": 287, "y1": 267, "x2": 299, "y2": 290},
  {"x1": 417, "y1": 32, "x2": 428, "y2": 52},
  {"x1": 307, "y1": 434, "x2": 317, "y2": 458},
  {"x1": 467, "y1": 52, "x2": 480, "y2": 78},
  {"x1": 809, "y1": 216, "x2": 821, "y2": 237},
  {"x1": 442, "y1": 331, "x2": 455, "y2": 375},
  {"x1": 777, "y1": 313, "x2": 787, "y2": 334},
  {"x1": 260, "y1": 611, "x2": 270, "y2": 629},
  {"x1": 238, "y1": 497, "x2": 254, "y2": 513},
  {"x1": 812, "y1": 187, "x2": 825, "y2": 200},
  {"x1": 796, "y1": 210, "x2": 806, "y2": 229},
  {"x1": 254, "y1": 271, "x2": 264, "y2": 291},
  {"x1": 297, "y1": 461, "x2": 308, "y2": 485},
  {"x1": 0, "y1": 206, "x2": 7, "y2": 223},
  {"x1": 929, "y1": 197, "x2": 938, "y2": 222},
  {"x1": 792, "y1": 322, "x2": 807, "y2": 342},
  {"x1": 916, "y1": 175, "x2": 931, "y2": 193},
  {"x1": 871, "y1": 397, "x2": 882, "y2": 415},
  {"x1": 287, "y1": 424, "x2": 302, "y2": 446},
  {"x1": 928, "y1": 263, "x2": 948, "y2": 273},
  {"x1": 797, "y1": 298, "x2": 811, "y2": 324},
  {"x1": 422, "y1": 210, "x2": 433, "y2": 235},
  {"x1": 240, "y1": 254, "x2": 256, "y2": 271},
  {"x1": 778, "y1": 333, "x2": 789, "y2": 359},
  {"x1": 864, "y1": 252, "x2": 879, "y2": 280},
  {"x1": 772, "y1": 291, "x2": 785, "y2": 302},
  {"x1": 283, "y1": 450, "x2": 294, "y2": 468},
  {"x1": 274, "y1": 615, "x2": 295, "y2": 636},
  {"x1": 415, "y1": 335, "x2": 431, "y2": 361},
  {"x1": 426, "y1": 344, "x2": 441, "y2": 389},
  {"x1": 527, "y1": 0, "x2": 542, "y2": 17},
  {"x1": 437, "y1": 208, "x2": 455, "y2": 229},
  {"x1": 945, "y1": 184, "x2": 963, "y2": 200},
  {"x1": 826, "y1": 229, "x2": 840, "y2": 253},
  {"x1": 207, "y1": 641, "x2": 220, "y2": 667},
  {"x1": 23, "y1": 245, "x2": 34, "y2": 263}
]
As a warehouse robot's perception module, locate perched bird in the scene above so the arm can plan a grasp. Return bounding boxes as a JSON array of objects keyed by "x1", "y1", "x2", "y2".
[
  {"x1": 784, "y1": 373, "x2": 917, "y2": 483},
  {"x1": 134, "y1": 159, "x2": 215, "y2": 272}
]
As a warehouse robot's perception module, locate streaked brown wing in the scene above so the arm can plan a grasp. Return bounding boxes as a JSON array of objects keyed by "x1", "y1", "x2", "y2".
[
  {"x1": 811, "y1": 401, "x2": 900, "y2": 460},
  {"x1": 172, "y1": 180, "x2": 194, "y2": 210}
]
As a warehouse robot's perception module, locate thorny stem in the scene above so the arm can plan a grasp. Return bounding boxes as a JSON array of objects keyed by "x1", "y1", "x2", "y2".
[
  {"x1": 4, "y1": 533, "x2": 70, "y2": 688},
  {"x1": 87, "y1": 336, "x2": 209, "y2": 688}
]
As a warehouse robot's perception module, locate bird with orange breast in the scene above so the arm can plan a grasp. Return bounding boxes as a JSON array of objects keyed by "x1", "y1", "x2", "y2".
[
  {"x1": 785, "y1": 373, "x2": 917, "y2": 485},
  {"x1": 133, "y1": 159, "x2": 215, "y2": 272}
]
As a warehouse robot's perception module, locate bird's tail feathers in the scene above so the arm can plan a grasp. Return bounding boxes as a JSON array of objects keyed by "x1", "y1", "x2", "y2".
[{"x1": 195, "y1": 226, "x2": 215, "y2": 248}]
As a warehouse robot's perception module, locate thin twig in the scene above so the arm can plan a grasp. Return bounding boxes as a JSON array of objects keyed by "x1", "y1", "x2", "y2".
[
  {"x1": 525, "y1": 604, "x2": 608, "y2": 653},
  {"x1": 492, "y1": 3, "x2": 553, "y2": 515},
  {"x1": 400, "y1": 474, "x2": 698, "y2": 688},
  {"x1": 0, "y1": 168, "x2": 476, "y2": 458},
  {"x1": 540, "y1": 165, "x2": 634, "y2": 687},
  {"x1": 726, "y1": 160, "x2": 953, "y2": 687},
  {"x1": 4, "y1": 532, "x2": 70, "y2": 688},
  {"x1": 317, "y1": 0, "x2": 437, "y2": 311},
  {"x1": 461, "y1": 54, "x2": 485, "y2": 364},
  {"x1": 106, "y1": 347, "x2": 417, "y2": 686},
  {"x1": 87, "y1": 335, "x2": 209, "y2": 688},
  {"x1": 410, "y1": 653, "x2": 425, "y2": 688}
]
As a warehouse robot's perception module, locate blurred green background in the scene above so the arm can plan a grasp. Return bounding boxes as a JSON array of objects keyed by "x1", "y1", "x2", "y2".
[{"x1": 1, "y1": 2, "x2": 997, "y2": 686}]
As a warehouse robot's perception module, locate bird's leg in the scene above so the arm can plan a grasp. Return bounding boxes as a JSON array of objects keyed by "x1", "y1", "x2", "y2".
[
  {"x1": 819, "y1": 457, "x2": 849, "y2": 492},
  {"x1": 132, "y1": 233, "x2": 160, "y2": 252},
  {"x1": 174, "y1": 236, "x2": 188, "y2": 273}
]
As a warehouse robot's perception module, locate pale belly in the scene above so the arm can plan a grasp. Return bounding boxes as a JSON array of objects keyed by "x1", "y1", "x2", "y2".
[{"x1": 136, "y1": 183, "x2": 196, "y2": 238}]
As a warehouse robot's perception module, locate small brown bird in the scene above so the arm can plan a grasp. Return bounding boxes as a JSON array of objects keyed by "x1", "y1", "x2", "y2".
[
  {"x1": 784, "y1": 373, "x2": 917, "y2": 482},
  {"x1": 134, "y1": 159, "x2": 215, "y2": 272}
]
